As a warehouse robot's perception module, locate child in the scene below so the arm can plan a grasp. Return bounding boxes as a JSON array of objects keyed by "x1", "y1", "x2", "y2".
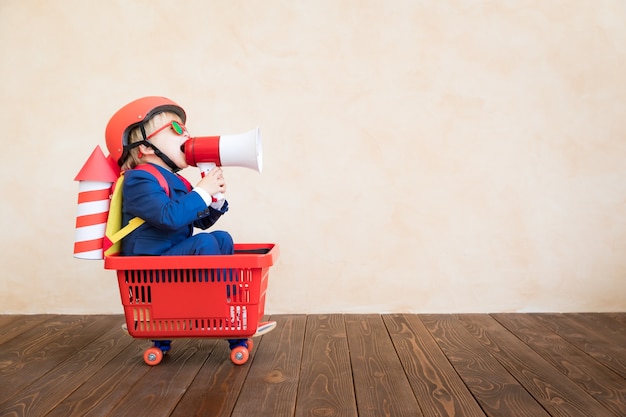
[
  {"x1": 105, "y1": 96, "x2": 233, "y2": 256},
  {"x1": 105, "y1": 96, "x2": 275, "y2": 343}
]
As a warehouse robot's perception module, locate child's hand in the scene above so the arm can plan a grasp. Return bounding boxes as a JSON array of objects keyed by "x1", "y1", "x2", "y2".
[{"x1": 197, "y1": 167, "x2": 226, "y2": 196}]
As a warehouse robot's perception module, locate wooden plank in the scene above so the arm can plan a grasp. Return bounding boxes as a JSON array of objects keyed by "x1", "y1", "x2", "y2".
[
  {"x1": 0, "y1": 315, "x2": 17, "y2": 327},
  {"x1": 0, "y1": 314, "x2": 50, "y2": 344},
  {"x1": 421, "y1": 314, "x2": 551, "y2": 417},
  {"x1": 0, "y1": 316, "x2": 135, "y2": 417},
  {"x1": 345, "y1": 314, "x2": 423, "y2": 417},
  {"x1": 230, "y1": 315, "x2": 307, "y2": 417},
  {"x1": 458, "y1": 314, "x2": 615, "y2": 417},
  {"x1": 0, "y1": 315, "x2": 118, "y2": 406},
  {"x1": 104, "y1": 337, "x2": 209, "y2": 417},
  {"x1": 170, "y1": 338, "x2": 255, "y2": 417},
  {"x1": 45, "y1": 338, "x2": 152, "y2": 417},
  {"x1": 604, "y1": 312, "x2": 626, "y2": 328},
  {"x1": 568, "y1": 313, "x2": 626, "y2": 347},
  {"x1": 533, "y1": 313, "x2": 626, "y2": 379},
  {"x1": 492, "y1": 313, "x2": 626, "y2": 417},
  {"x1": 294, "y1": 314, "x2": 358, "y2": 417},
  {"x1": 383, "y1": 314, "x2": 486, "y2": 417}
]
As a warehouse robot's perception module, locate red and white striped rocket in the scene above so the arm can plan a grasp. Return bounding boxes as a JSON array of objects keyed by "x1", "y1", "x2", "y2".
[{"x1": 73, "y1": 146, "x2": 119, "y2": 259}]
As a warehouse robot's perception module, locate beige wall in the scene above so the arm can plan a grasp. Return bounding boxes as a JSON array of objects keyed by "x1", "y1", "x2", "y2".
[{"x1": 1, "y1": 1, "x2": 625, "y2": 314}]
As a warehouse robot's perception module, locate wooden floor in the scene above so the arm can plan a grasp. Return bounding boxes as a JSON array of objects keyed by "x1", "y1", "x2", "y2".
[{"x1": 0, "y1": 314, "x2": 625, "y2": 417}]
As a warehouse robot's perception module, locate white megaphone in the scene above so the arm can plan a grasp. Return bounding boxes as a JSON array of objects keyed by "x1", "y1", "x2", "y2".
[{"x1": 182, "y1": 127, "x2": 262, "y2": 201}]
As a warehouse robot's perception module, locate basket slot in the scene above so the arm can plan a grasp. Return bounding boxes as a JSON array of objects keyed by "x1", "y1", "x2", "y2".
[
  {"x1": 126, "y1": 268, "x2": 243, "y2": 284},
  {"x1": 127, "y1": 284, "x2": 151, "y2": 304},
  {"x1": 225, "y1": 283, "x2": 251, "y2": 304},
  {"x1": 127, "y1": 307, "x2": 249, "y2": 336},
  {"x1": 132, "y1": 307, "x2": 150, "y2": 331},
  {"x1": 209, "y1": 268, "x2": 238, "y2": 282}
]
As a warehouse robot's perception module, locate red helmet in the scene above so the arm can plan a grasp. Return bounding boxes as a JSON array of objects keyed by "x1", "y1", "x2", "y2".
[{"x1": 105, "y1": 96, "x2": 186, "y2": 165}]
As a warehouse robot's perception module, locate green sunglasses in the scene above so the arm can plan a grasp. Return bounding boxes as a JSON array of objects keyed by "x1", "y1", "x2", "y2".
[{"x1": 146, "y1": 120, "x2": 187, "y2": 140}]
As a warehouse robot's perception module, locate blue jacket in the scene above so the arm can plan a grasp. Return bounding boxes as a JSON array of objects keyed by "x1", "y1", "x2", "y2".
[{"x1": 120, "y1": 164, "x2": 228, "y2": 256}]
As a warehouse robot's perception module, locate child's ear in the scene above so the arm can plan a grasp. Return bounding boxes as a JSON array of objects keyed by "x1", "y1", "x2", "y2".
[{"x1": 139, "y1": 143, "x2": 155, "y2": 155}]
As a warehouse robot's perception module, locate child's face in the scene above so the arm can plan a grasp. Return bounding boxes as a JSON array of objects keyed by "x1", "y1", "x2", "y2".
[{"x1": 147, "y1": 116, "x2": 190, "y2": 169}]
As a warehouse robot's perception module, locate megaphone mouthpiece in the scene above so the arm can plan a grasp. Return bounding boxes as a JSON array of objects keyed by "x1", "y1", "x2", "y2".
[{"x1": 182, "y1": 135, "x2": 221, "y2": 167}]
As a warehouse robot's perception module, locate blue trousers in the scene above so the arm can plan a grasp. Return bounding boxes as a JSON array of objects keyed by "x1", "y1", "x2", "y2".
[{"x1": 161, "y1": 231, "x2": 234, "y2": 256}]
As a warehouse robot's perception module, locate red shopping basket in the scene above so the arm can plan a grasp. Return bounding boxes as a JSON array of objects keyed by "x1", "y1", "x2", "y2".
[{"x1": 104, "y1": 243, "x2": 279, "y2": 365}]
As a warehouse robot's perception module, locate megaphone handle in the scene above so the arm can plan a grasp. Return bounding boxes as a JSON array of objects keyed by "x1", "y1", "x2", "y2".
[{"x1": 197, "y1": 162, "x2": 225, "y2": 202}]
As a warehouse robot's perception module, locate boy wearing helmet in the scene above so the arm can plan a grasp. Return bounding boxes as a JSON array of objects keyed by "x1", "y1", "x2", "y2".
[{"x1": 105, "y1": 96, "x2": 233, "y2": 256}]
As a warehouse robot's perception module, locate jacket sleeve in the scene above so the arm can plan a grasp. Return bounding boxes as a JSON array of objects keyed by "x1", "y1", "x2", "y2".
[
  {"x1": 123, "y1": 169, "x2": 216, "y2": 232},
  {"x1": 193, "y1": 200, "x2": 229, "y2": 230}
]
